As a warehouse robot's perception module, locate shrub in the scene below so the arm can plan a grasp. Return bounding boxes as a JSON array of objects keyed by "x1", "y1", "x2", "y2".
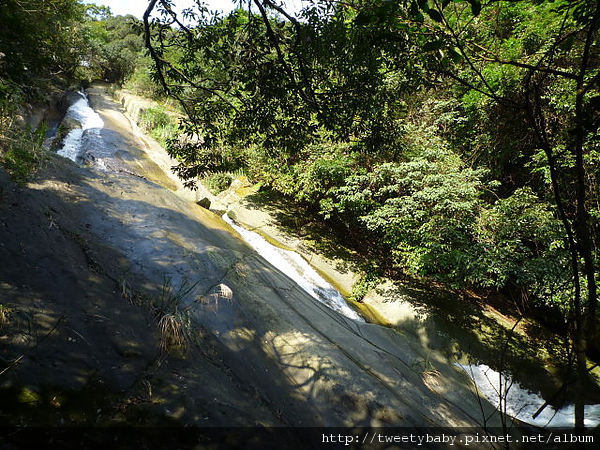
[
  {"x1": 139, "y1": 106, "x2": 178, "y2": 147},
  {"x1": 0, "y1": 114, "x2": 46, "y2": 184},
  {"x1": 330, "y1": 147, "x2": 487, "y2": 282},
  {"x1": 123, "y1": 65, "x2": 165, "y2": 100},
  {"x1": 471, "y1": 187, "x2": 568, "y2": 308},
  {"x1": 205, "y1": 172, "x2": 233, "y2": 194}
]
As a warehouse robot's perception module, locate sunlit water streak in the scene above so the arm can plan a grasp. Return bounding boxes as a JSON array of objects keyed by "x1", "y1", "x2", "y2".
[
  {"x1": 223, "y1": 214, "x2": 364, "y2": 322},
  {"x1": 58, "y1": 91, "x2": 104, "y2": 162},
  {"x1": 459, "y1": 363, "x2": 600, "y2": 427}
]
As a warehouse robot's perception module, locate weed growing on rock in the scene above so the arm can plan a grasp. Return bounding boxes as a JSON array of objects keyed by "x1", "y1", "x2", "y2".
[
  {"x1": 157, "y1": 311, "x2": 192, "y2": 354},
  {"x1": 152, "y1": 276, "x2": 197, "y2": 318},
  {"x1": 0, "y1": 304, "x2": 11, "y2": 328},
  {"x1": 150, "y1": 276, "x2": 201, "y2": 355}
]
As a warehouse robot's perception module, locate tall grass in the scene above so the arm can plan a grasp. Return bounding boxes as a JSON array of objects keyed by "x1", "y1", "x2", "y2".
[
  {"x1": 157, "y1": 311, "x2": 191, "y2": 353},
  {"x1": 138, "y1": 106, "x2": 178, "y2": 148},
  {"x1": 151, "y1": 277, "x2": 199, "y2": 354}
]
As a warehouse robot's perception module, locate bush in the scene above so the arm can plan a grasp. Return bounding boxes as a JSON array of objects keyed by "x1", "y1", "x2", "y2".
[
  {"x1": 471, "y1": 187, "x2": 568, "y2": 308},
  {"x1": 0, "y1": 112, "x2": 46, "y2": 184},
  {"x1": 140, "y1": 106, "x2": 171, "y2": 130},
  {"x1": 205, "y1": 172, "x2": 233, "y2": 194},
  {"x1": 123, "y1": 64, "x2": 165, "y2": 100},
  {"x1": 139, "y1": 106, "x2": 178, "y2": 147},
  {"x1": 329, "y1": 147, "x2": 487, "y2": 281}
]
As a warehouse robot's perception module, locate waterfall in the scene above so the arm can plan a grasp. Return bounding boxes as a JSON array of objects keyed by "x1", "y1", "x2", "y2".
[
  {"x1": 57, "y1": 91, "x2": 104, "y2": 162},
  {"x1": 223, "y1": 214, "x2": 364, "y2": 322},
  {"x1": 459, "y1": 363, "x2": 600, "y2": 427}
]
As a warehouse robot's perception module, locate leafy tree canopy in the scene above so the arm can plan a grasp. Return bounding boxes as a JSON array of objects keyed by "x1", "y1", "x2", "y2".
[
  {"x1": 142, "y1": 2, "x2": 598, "y2": 364},
  {"x1": 0, "y1": 0, "x2": 87, "y2": 94}
]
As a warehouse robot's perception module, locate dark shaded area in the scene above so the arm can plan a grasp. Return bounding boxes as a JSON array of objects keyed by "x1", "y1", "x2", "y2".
[
  {"x1": 0, "y1": 164, "x2": 158, "y2": 424},
  {"x1": 0, "y1": 160, "x2": 306, "y2": 428},
  {"x1": 0, "y1": 426, "x2": 309, "y2": 449},
  {"x1": 378, "y1": 279, "x2": 600, "y2": 408},
  {"x1": 0, "y1": 426, "x2": 598, "y2": 450}
]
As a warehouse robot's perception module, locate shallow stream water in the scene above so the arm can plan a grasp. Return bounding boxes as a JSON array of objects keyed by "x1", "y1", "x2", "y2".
[
  {"x1": 51, "y1": 86, "x2": 599, "y2": 429},
  {"x1": 459, "y1": 363, "x2": 600, "y2": 427},
  {"x1": 223, "y1": 214, "x2": 364, "y2": 322},
  {"x1": 57, "y1": 91, "x2": 104, "y2": 163}
]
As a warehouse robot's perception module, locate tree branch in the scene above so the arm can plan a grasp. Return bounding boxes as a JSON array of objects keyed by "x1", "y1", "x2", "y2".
[{"x1": 143, "y1": 0, "x2": 238, "y2": 116}]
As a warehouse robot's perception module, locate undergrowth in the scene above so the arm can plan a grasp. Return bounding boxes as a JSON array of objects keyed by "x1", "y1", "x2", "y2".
[
  {"x1": 138, "y1": 106, "x2": 178, "y2": 148},
  {"x1": 0, "y1": 114, "x2": 47, "y2": 183},
  {"x1": 120, "y1": 275, "x2": 199, "y2": 355},
  {"x1": 205, "y1": 172, "x2": 233, "y2": 194}
]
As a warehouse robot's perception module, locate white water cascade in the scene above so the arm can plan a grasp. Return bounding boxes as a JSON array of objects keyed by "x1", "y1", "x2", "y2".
[
  {"x1": 58, "y1": 91, "x2": 104, "y2": 162},
  {"x1": 459, "y1": 363, "x2": 600, "y2": 428},
  {"x1": 223, "y1": 214, "x2": 364, "y2": 322}
]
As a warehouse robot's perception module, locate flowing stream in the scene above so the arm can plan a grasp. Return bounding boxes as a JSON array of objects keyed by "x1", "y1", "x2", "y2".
[
  {"x1": 223, "y1": 214, "x2": 364, "y2": 322},
  {"x1": 52, "y1": 86, "x2": 600, "y2": 429},
  {"x1": 57, "y1": 91, "x2": 104, "y2": 162},
  {"x1": 459, "y1": 363, "x2": 600, "y2": 427},
  {"x1": 55, "y1": 89, "x2": 364, "y2": 323}
]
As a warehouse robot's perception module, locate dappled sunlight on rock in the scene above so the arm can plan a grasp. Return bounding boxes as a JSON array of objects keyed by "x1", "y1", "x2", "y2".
[{"x1": 0, "y1": 83, "x2": 510, "y2": 431}]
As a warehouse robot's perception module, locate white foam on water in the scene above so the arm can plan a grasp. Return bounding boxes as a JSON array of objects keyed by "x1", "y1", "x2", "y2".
[
  {"x1": 58, "y1": 92, "x2": 104, "y2": 162},
  {"x1": 223, "y1": 214, "x2": 364, "y2": 322},
  {"x1": 459, "y1": 363, "x2": 600, "y2": 428}
]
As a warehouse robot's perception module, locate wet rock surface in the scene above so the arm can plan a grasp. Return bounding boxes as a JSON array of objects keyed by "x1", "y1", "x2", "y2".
[{"x1": 0, "y1": 84, "x2": 502, "y2": 435}]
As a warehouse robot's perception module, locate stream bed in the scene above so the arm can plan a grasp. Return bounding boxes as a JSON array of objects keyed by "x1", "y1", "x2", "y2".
[
  {"x1": 222, "y1": 214, "x2": 364, "y2": 322},
  {"x1": 41, "y1": 84, "x2": 600, "y2": 431},
  {"x1": 57, "y1": 90, "x2": 104, "y2": 163}
]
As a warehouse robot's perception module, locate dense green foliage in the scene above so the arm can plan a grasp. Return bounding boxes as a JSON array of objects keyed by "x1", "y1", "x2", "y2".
[
  {"x1": 138, "y1": 106, "x2": 179, "y2": 147},
  {"x1": 80, "y1": 10, "x2": 145, "y2": 83},
  {"x1": 0, "y1": 0, "x2": 87, "y2": 181},
  {"x1": 0, "y1": 0, "x2": 86, "y2": 88},
  {"x1": 145, "y1": 6, "x2": 599, "y2": 415},
  {"x1": 144, "y1": 0, "x2": 591, "y2": 311},
  {"x1": 0, "y1": 113, "x2": 47, "y2": 183},
  {"x1": 0, "y1": 1, "x2": 150, "y2": 181}
]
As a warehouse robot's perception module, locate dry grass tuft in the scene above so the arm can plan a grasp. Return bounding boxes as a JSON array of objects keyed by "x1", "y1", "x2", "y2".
[
  {"x1": 0, "y1": 305, "x2": 11, "y2": 328},
  {"x1": 157, "y1": 310, "x2": 191, "y2": 353}
]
